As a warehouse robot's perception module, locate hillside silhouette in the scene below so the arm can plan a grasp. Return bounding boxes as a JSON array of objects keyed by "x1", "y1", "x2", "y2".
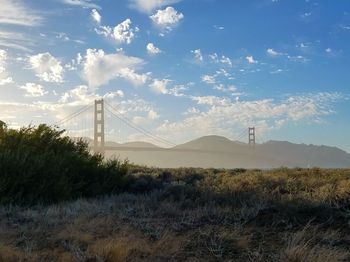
[{"x1": 104, "y1": 135, "x2": 350, "y2": 168}]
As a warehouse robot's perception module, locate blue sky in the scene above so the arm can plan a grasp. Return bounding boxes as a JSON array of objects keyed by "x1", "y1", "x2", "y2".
[{"x1": 0, "y1": 0, "x2": 349, "y2": 151}]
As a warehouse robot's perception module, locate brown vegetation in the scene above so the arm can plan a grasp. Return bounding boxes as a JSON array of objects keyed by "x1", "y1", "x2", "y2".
[{"x1": 0, "y1": 167, "x2": 350, "y2": 261}]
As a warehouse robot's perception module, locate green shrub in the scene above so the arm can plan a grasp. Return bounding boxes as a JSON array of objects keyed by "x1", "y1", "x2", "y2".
[{"x1": 0, "y1": 124, "x2": 129, "y2": 205}]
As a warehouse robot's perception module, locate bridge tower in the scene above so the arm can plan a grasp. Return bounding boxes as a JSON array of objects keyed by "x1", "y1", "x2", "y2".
[
  {"x1": 94, "y1": 99, "x2": 105, "y2": 154},
  {"x1": 248, "y1": 127, "x2": 255, "y2": 147}
]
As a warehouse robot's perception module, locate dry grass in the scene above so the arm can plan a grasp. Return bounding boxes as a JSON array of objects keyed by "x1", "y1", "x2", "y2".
[{"x1": 0, "y1": 167, "x2": 349, "y2": 261}]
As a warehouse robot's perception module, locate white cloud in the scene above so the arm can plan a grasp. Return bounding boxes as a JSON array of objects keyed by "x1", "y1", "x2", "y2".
[
  {"x1": 270, "y1": 69, "x2": 283, "y2": 74},
  {"x1": 148, "y1": 109, "x2": 159, "y2": 120},
  {"x1": 150, "y1": 7, "x2": 184, "y2": 30},
  {"x1": 129, "y1": 0, "x2": 182, "y2": 13},
  {"x1": 95, "y1": 26, "x2": 111, "y2": 37},
  {"x1": 213, "y1": 84, "x2": 239, "y2": 94},
  {"x1": 208, "y1": 53, "x2": 233, "y2": 67},
  {"x1": 20, "y1": 83, "x2": 47, "y2": 97},
  {"x1": 0, "y1": 49, "x2": 14, "y2": 85},
  {"x1": 28, "y1": 52, "x2": 64, "y2": 83},
  {"x1": 213, "y1": 25, "x2": 225, "y2": 30},
  {"x1": 112, "y1": 19, "x2": 138, "y2": 44},
  {"x1": 118, "y1": 68, "x2": 149, "y2": 86},
  {"x1": 220, "y1": 55, "x2": 232, "y2": 66},
  {"x1": 64, "y1": 52, "x2": 83, "y2": 71},
  {"x1": 201, "y1": 74, "x2": 216, "y2": 84},
  {"x1": 267, "y1": 48, "x2": 282, "y2": 56},
  {"x1": 82, "y1": 48, "x2": 145, "y2": 88},
  {"x1": 0, "y1": 0, "x2": 42, "y2": 26},
  {"x1": 183, "y1": 107, "x2": 200, "y2": 115},
  {"x1": 287, "y1": 55, "x2": 309, "y2": 63},
  {"x1": 56, "y1": 32, "x2": 70, "y2": 41},
  {"x1": 132, "y1": 109, "x2": 160, "y2": 125},
  {"x1": 216, "y1": 69, "x2": 233, "y2": 79},
  {"x1": 191, "y1": 95, "x2": 231, "y2": 106},
  {"x1": 95, "y1": 18, "x2": 139, "y2": 45},
  {"x1": 91, "y1": 9, "x2": 101, "y2": 23},
  {"x1": 340, "y1": 25, "x2": 350, "y2": 30},
  {"x1": 104, "y1": 90, "x2": 124, "y2": 99},
  {"x1": 149, "y1": 79, "x2": 170, "y2": 94},
  {"x1": 209, "y1": 53, "x2": 219, "y2": 63},
  {"x1": 59, "y1": 85, "x2": 95, "y2": 105},
  {"x1": 191, "y1": 49, "x2": 203, "y2": 62},
  {"x1": 147, "y1": 42, "x2": 162, "y2": 55},
  {"x1": 156, "y1": 93, "x2": 343, "y2": 141},
  {"x1": 59, "y1": 85, "x2": 124, "y2": 109},
  {"x1": 0, "y1": 30, "x2": 35, "y2": 52},
  {"x1": 0, "y1": 77, "x2": 13, "y2": 85},
  {"x1": 168, "y1": 83, "x2": 190, "y2": 97},
  {"x1": 0, "y1": 49, "x2": 7, "y2": 74},
  {"x1": 62, "y1": 0, "x2": 100, "y2": 9},
  {"x1": 55, "y1": 32, "x2": 84, "y2": 45},
  {"x1": 325, "y1": 48, "x2": 332, "y2": 53},
  {"x1": 246, "y1": 55, "x2": 257, "y2": 64}
]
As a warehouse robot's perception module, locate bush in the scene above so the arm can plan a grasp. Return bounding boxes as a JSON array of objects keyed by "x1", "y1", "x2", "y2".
[{"x1": 0, "y1": 124, "x2": 129, "y2": 205}]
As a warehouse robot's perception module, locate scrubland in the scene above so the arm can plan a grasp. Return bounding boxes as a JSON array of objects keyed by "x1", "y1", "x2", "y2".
[
  {"x1": 1, "y1": 167, "x2": 350, "y2": 262},
  {"x1": 0, "y1": 125, "x2": 349, "y2": 261}
]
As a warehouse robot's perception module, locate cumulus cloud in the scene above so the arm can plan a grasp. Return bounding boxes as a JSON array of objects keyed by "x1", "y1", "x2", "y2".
[
  {"x1": 191, "y1": 95, "x2": 231, "y2": 106},
  {"x1": 62, "y1": 0, "x2": 100, "y2": 9},
  {"x1": 112, "y1": 19, "x2": 139, "y2": 44},
  {"x1": 82, "y1": 48, "x2": 145, "y2": 88},
  {"x1": 118, "y1": 68, "x2": 150, "y2": 86},
  {"x1": 156, "y1": 93, "x2": 343, "y2": 141},
  {"x1": 147, "y1": 43, "x2": 162, "y2": 55},
  {"x1": 95, "y1": 18, "x2": 139, "y2": 45},
  {"x1": 0, "y1": 49, "x2": 14, "y2": 85},
  {"x1": 150, "y1": 7, "x2": 184, "y2": 30},
  {"x1": 59, "y1": 85, "x2": 96, "y2": 105},
  {"x1": 129, "y1": 0, "x2": 182, "y2": 13},
  {"x1": 149, "y1": 79, "x2": 170, "y2": 94},
  {"x1": 28, "y1": 52, "x2": 64, "y2": 83},
  {"x1": 246, "y1": 55, "x2": 257, "y2": 64},
  {"x1": 0, "y1": 77, "x2": 13, "y2": 85},
  {"x1": 59, "y1": 85, "x2": 125, "y2": 109},
  {"x1": 104, "y1": 90, "x2": 124, "y2": 99},
  {"x1": 201, "y1": 74, "x2": 216, "y2": 84},
  {"x1": 0, "y1": 0, "x2": 42, "y2": 26},
  {"x1": 191, "y1": 49, "x2": 203, "y2": 62},
  {"x1": 167, "y1": 83, "x2": 190, "y2": 97},
  {"x1": 20, "y1": 83, "x2": 47, "y2": 97},
  {"x1": 91, "y1": 9, "x2": 101, "y2": 23}
]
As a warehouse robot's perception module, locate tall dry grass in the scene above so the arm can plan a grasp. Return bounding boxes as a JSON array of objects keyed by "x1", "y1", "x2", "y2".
[{"x1": 0, "y1": 167, "x2": 349, "y2": 261}]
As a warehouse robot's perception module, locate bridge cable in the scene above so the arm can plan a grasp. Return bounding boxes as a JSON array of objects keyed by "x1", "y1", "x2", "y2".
[
  {"x1": 54, "y1": 104, "x2": 93, "y2": 127},
  {"x1": 104, "y1": 102, "x2": 176, "y2": 147},
  {"x1": 105, "y1": 106, "x2": 176, "y2": 147}
]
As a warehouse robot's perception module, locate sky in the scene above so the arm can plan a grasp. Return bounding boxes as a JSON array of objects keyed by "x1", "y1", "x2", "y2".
[{"x1": 0, "y1": 0, "x2": 349, "y2": 151}]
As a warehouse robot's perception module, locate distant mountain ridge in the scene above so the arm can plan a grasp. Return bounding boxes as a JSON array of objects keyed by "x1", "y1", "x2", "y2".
[{"x1": 104, "y1": 135, "x2": 350, "y2": 168}]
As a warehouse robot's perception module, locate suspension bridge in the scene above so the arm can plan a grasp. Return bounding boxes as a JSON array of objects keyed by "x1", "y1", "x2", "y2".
[{"x1": 54, "y1": 99, "x2": 260, "y2": 154}]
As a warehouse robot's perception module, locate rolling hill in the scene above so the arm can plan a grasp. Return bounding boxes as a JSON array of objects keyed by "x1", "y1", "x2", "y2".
[{"x1": 106, "y1": 135, "x2": 350, "y2": 168}]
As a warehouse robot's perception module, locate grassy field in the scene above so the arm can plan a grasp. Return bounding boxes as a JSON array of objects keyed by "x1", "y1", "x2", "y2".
[{"x1": 0, "y1": 167, "x2": 349, "y2": 261}]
